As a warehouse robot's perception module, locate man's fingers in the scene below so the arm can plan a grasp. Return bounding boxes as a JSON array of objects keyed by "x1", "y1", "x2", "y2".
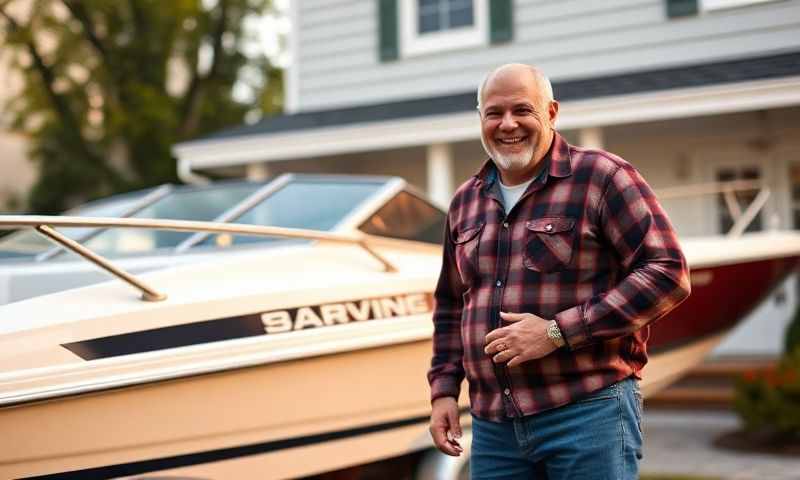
[
  {"x1": 493, "y1": 348, "x2": 516, "y2": 364},
  {"x1": 431, "y1": 424, "x2": 461, "y2": 456},
  {"x1": 484, "y1": 338, "x2": 508, "y2": 355},
  {"x1": 484, "y1": 326, "x2": 508, "y2": 344},
  {"x1": 447, "y1": 406, "x2": 463, "y2": 439},
  {"x1": 499, "y1": 311, "x2": 526, "y2": 322},
  {"x1": 430, "y1": 401, "x2": 462, "y2": 457},
  {"x1": 507, "y1": 354, "x2": 525, "y2": 367}
]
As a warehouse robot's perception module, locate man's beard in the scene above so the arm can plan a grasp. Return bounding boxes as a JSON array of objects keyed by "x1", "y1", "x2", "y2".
[{"x1": 480, "y1": 135, "x2": 534, "y2": 173}]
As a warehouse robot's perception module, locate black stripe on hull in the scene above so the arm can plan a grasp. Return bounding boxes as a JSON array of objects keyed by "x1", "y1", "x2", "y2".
[
  {"x1": 23, "y1": 408, "x2": 470, "y2": 479},
  {"x1": 62, "y1": 293, "x2": 434, "y2": 361}
]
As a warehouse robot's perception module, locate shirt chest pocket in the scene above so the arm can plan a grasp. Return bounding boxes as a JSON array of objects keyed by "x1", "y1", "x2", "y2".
[
  {"x1": 523, "y1": 217, "x2": 577, "y2": 273},
  {"x1": 452, "y1": 222, "x2": 485, "y2": 285}
]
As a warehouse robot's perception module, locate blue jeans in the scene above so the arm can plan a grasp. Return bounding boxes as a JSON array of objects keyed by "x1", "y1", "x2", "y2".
[{"x1": 470, "y1": 378, "x2": 643, "y2": 480}]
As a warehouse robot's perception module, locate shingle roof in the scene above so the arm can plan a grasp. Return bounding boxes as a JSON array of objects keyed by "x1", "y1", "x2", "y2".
[{"x1": 204, "y1": 51, "x2": 800, "y2": 142}]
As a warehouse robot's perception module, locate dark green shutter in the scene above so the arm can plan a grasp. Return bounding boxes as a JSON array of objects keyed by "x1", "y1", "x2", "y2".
[
  {"x1": 378, "y1": 0, "x2": 399, "y2": 61},
  {"x1": 490, "y1": 0, "x2": 513, "y2": 44},
  {"x1": 666, "y1": 0, "x2": 698, "y2": 18}
]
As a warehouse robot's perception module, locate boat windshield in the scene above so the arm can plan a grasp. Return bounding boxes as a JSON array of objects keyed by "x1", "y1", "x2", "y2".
[
  {"x1": 0, "y1": 176, "x2": 396, "y2": 259},
  {"x1": 195, "y1": 178, "x2": 385, "y2": 248},
  {"x1": 82, "y1": 183, "x2": 261, "y2": 255},
  {"x1": 0, "y1": 189, "x2": 152, "y2": 259},
  {"x1": 359, "y1": 191, "x2": 445, "y2": 244}
]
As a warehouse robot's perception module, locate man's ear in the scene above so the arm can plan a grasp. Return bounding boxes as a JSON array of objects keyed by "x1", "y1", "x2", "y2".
[{"x1": 548, "y1": 101, "x2": 560, "y2": 125}]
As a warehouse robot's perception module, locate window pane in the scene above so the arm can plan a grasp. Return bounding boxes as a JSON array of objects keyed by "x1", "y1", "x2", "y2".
[
  {"x1": 85, "y1": 183, "x2": 260, "y2": 255},
  {"x1": 200, "y1": 180, "x2": 384, "y2": 247},
  {"x1": 418, "y1": 0, "x2": 441, "y2": 34},
  {"x1": 448, "y1": 0, "x2": 474, "y2": 28},
  {"x1": 360, "y1": 191, "x2": 445, "y2": 244},
  {"x1": 417, "y1": 0, "x2": 474, "y2": 34}
]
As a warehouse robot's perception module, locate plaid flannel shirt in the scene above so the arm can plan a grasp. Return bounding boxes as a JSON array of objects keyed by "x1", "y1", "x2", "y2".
[{"x1": 428, "y1": 133, "x2": 691, "y2": 420}]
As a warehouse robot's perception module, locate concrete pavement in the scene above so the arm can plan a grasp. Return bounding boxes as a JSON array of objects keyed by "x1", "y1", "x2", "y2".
[{"x1": 641, "y1": 409, "x2": 800, "y2": 480}]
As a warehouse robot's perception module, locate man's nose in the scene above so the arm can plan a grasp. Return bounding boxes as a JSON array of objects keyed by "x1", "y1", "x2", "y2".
[{"x1": 499, "y1": 112, "x2": 517, "y2": 130}]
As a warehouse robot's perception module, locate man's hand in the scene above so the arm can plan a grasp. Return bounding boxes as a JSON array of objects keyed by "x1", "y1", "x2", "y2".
[
  {"x1": 429, "y1": 396, "x2": 463, "y2": 456},
  {"x1": 484, "y1": 312, "x2": 557, "y2": 367}
]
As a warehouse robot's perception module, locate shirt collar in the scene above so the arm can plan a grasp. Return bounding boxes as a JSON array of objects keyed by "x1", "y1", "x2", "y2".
[{"x1": 474, "y1": 131, "x2": 573, "y2": 189}]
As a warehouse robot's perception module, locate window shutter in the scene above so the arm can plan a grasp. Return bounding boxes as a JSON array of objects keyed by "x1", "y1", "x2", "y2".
[
  {"x1": 667, "y1": 0, "x2": 698, "y2": 18},
  {"x1": 378, "y1": 0, "x2": 399, "y2": 61},
  {"x1": 490, "y1": 0, "x2": 513, "y2": 44}
]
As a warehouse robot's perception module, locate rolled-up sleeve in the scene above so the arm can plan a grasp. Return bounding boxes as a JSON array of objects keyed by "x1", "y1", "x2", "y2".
[{"x1": 555, "y1": 164, "x2": 691, "y2": 350}]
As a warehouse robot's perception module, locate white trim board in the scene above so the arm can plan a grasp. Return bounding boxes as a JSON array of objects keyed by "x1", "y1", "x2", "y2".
[
  {"x1": 284, "y1": 0, "x2": 300, "y2": 114},
  {"x1": 174, "y1": 76, "x2": 800, "y2": 170}
]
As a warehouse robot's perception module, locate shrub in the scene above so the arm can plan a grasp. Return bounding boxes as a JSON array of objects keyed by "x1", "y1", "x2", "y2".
[{"x1": 734, "y1": 349, "x2": 800, "y2": 438}]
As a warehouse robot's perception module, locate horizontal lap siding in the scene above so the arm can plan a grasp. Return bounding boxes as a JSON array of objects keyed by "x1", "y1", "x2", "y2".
[{"x1": 295, "y1": 0, "x2": 800, "y2": 111}]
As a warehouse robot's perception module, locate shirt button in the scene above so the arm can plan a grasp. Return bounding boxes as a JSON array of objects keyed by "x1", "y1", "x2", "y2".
[
  {"x1": 496, "y1": 280, "x2": 502, "y2": 287},
  {"x1": 502, "y1": 222, "x2": 509, "y2": 228},
  {"x1": 545, "y1": 223, "x2": 553, "y2": 232},
  {"x1": 503, "y1": 388, "x2": 511, "y2": 396}
]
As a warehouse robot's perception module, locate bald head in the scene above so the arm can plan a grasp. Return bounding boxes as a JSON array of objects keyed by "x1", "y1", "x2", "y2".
[{"x1": 477, "y1": 64, "x2": 553, "y2": 113}]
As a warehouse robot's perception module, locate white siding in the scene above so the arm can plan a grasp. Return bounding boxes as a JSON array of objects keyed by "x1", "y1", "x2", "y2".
[{"x1": 294, "y1": 0, "x2": 800, "y2": 111}]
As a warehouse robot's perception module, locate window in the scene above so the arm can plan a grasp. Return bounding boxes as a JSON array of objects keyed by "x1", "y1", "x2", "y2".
[
  {"x1": 418, "y1": 0, "x2": 474, "y2": 33},
  {"x1": 790, "y1": 163, "x2": 800, "y2": 229},
  {"x1": 360, "y1": 191, "x2": 446, "y2": 244},
  {"x1": 667, "y1": 0, "x2": 781, "y2": 18},
  {"x1": 715, "y1": 166, "x2": 762, "y2": 234},
  {"x1": 701, "y1": 0, "x2": 781, "y2": 11},
  {"x1": 400, "y1": 0, "x2": 488, "y2": 57}
]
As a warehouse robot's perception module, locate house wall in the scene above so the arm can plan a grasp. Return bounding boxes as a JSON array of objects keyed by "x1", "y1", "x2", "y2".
[
  {"x1": 293, "y1": 0, "x2": 800, "y2": 111},
  {"x1": 259, "y1": 146, "x2": 430, "y2": 193}
]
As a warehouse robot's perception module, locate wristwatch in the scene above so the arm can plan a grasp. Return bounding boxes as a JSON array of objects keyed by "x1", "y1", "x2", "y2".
[{"x1": 546, "y1": 320, "x2": 566, "y2": 348}]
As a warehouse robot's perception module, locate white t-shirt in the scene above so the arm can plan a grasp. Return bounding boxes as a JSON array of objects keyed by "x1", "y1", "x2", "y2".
[{"x1": 498, "y1": 177, "x2": 535, "y2": 214}]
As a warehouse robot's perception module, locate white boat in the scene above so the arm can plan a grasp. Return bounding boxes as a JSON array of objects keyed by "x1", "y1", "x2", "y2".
[{"x1": 0, "y1": 175, "x2": 797, "y2": 479}]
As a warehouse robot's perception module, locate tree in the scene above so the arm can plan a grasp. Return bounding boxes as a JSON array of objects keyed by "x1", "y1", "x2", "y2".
[{"x1": 0, "y1": 0, "x2": 283, "y2": 213}]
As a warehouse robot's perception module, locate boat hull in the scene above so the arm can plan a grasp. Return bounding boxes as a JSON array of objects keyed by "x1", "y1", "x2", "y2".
[
  {"x1": 0, "y1": 331, "x2": 731, "y2": 480},
  {"x1": 1, "y1": 236, "x2": 798, "y2": 479}
]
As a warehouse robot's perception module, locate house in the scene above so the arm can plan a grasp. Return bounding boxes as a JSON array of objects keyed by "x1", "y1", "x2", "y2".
[{"x1": 173, "y1": 0, "x2": 800, "y2": 356}]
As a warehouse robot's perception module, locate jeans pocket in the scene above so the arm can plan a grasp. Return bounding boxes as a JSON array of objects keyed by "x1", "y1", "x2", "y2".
[{"x1": 573, "y1": 382, "x2": 620, "y2": 404}]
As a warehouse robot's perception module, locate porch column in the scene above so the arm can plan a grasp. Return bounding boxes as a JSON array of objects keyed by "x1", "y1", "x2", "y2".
[
  {"x1": 246, "y1": 162, "x2": 270, "y2": 181},
  {"x1": 427, "y1": 143, "x2": 454, "y2": 209},
  {"x1": 578, "y1": 127, "x2": 605, "y2": 149}
]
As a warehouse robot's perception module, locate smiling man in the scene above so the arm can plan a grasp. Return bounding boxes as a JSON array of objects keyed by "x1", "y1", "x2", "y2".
[{"x1": 427, "y1": 64, "x2": 691, "y2": 479}]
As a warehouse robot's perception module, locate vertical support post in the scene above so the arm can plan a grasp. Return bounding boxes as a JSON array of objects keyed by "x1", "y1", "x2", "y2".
[
  {"x1": 427, "y1": 143, "x2": 455, "y2": 209},
  {"x1": 579, "y1": 127, "x2": 605, "y2": 150},
  {"x1": 246, "y1": 163, "x2": 271, "y2": 181}
]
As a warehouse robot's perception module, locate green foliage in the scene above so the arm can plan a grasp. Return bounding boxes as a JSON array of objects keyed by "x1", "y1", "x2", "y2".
[
  {"x1": 734, "y1": 349, "x2": 800, "y2": 438},
  {"x1": 0, "y1": 0, "x2": 283, "y2": 213}
]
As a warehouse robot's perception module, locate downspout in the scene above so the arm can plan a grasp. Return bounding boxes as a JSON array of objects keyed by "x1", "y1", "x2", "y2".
[{"x1": 176, "y1": 155, "x2": 211, "y2": 186}]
